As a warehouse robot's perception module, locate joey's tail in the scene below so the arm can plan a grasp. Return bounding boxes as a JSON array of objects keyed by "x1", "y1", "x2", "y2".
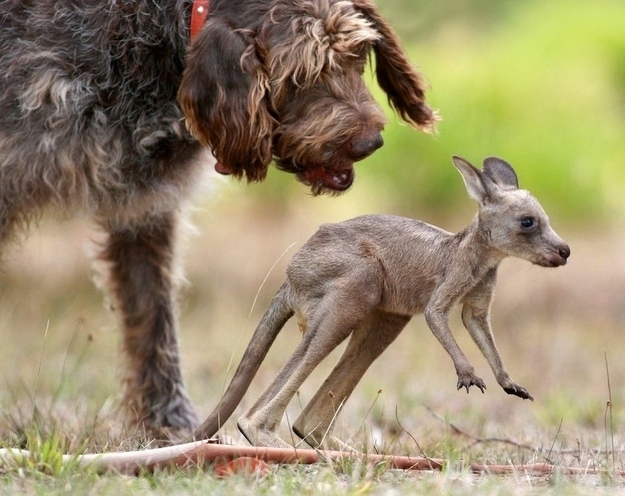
[{"x1": 191, "y1": 281, "x2": 294, "y2": 440}]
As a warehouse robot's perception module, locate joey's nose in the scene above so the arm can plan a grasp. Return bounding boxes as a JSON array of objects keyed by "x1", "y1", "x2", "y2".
[
  {"x1": 349, "y1": 132, "x2": 384, "y2": 161},
  {"x1": 549, "y1": 242, "x2": 570, "y2": 266}
]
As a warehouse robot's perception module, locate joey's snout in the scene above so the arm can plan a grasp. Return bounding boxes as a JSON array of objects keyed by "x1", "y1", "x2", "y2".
[{"x1": 546, "y1": 240, "x2": 570, "y2": 267}]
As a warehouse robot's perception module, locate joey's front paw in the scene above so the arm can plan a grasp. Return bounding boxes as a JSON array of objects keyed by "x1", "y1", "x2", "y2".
[
  {"x1": 456, "y1": 373, "x2": 486, "y2": 394},
  {"x1": 503, "y1": 383, "x2": 534, "y2": 401}
]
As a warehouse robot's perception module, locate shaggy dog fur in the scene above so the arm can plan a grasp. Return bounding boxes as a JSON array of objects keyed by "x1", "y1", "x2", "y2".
[{"x1": 0, "y1": 0, "x2": 435, "y2": 438}]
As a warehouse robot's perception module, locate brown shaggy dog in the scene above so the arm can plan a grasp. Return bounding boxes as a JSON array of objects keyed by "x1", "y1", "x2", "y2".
[{"x1": 0, "y1": 0, "x2": 435, "y2": 438}]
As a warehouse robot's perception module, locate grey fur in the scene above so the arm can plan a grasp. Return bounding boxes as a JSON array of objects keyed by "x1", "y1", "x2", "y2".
[{"x1": 193, "y1": 156, "x2": 570, "y2": 447}]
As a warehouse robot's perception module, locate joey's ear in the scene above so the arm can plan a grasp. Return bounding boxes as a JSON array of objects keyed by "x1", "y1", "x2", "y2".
[
  {"x1": 482, "y1": 157, "x2": 519, "y2": 190},
  {"x1": 178, "y1": 20, "x2": 274, "y2": 182},
  {"x1": 452, "y1": 156, "x2": 490, "y2": 203},
  {"x1": 351, "y1": 0, "x2": 437, "y2": 132}
]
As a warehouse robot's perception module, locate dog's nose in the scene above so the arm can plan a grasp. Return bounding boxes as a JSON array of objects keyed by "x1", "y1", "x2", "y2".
[
  {"x1": 559, "y1": 243, "x2": 570, "y2": 260},
  {"x1": 349, "y1": 133, "x2": 384, "y2": 160}
]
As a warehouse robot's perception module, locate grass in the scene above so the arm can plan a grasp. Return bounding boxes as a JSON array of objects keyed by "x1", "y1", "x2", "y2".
[{"x1": 1, "y1": 195, "x2": 624, "y2": 493}]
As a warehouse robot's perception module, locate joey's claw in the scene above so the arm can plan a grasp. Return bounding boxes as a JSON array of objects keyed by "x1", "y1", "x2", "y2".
[
  {"x1": 503, "y1": 385, "x2": 534, "y2": 401},
  {"x1": 456, "y1": 375, "x2": 487, "y2": 394}
]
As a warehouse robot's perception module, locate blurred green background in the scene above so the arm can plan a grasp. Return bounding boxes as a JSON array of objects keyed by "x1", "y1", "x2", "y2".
[{"x1": 245, "y1": 0, "x2": 625, "y2": 225}]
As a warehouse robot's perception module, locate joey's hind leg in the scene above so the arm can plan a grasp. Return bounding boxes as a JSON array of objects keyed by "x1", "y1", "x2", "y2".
[
  {"x1": 238, "y1": 287, "x2": 382, "y2": 447},
  {"x1": 237, "y1": 330, "x2": 315, "y2": 449},
  {"x1": 98, "y1": 211, "x2": 199, "y2": 439},
  {"x1": 293, "y1": 312, "x2": 410, "y2": 449},
  {"x1": 237, "y1": 319, "x2": 355, "y2": 448}
]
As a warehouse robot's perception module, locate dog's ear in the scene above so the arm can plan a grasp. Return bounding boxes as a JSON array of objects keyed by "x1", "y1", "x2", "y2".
[
  {"x1": 178, "y1": 20, "x2": 274, "y2": 182},
  {"x1": 351, "y1": 0, "x2": 437, "y2": 132}
]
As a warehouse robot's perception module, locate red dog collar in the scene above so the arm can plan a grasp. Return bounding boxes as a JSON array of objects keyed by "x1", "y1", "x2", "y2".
[{"x1": 190, "y1": 0, "x2": 210, "y2": 41}]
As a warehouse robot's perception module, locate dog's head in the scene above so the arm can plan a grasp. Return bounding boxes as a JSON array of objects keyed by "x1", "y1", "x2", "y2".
[{"x1": 179, "y1": 0, "x2": 436, "y2": 194}]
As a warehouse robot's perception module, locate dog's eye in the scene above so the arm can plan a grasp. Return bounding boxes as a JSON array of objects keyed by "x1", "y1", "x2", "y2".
[{"x1": 520, "y1": 217, "x2": 535, "y2": 230}]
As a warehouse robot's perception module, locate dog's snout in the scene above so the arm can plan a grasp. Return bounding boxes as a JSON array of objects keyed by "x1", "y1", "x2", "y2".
[{"x1": 349, "y1": 133, "x2": 384, "y2": 161}]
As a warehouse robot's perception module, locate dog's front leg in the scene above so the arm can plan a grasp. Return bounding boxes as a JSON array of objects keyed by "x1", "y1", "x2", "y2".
[{"x1": 98, "y1": 210, "x2": 198, "y2": 439}]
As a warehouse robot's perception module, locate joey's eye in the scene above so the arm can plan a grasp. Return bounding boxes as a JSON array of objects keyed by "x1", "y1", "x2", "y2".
[{"x1": 520, "y1": 217, "x2": 534, "y2": 229}]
